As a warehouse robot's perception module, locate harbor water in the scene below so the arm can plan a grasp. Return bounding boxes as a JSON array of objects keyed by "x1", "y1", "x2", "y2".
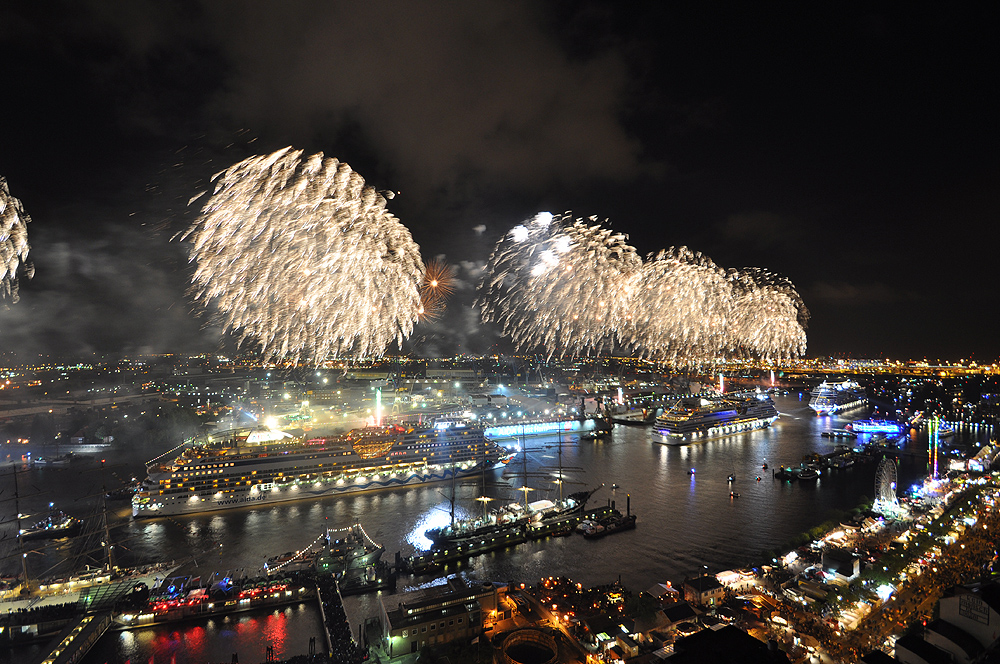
[{"x1": 1, "y1": 393, "x2": 980, "y2": 663}]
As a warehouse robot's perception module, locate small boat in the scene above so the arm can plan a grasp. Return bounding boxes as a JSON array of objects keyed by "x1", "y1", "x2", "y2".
[
  {"x1": 798, "y1": 468, "x2": 819, "y2": 481},
  {"x1": 727, "y1": 474, "x2": 735, "y2": 483},
  {"x1": 730, "y1": 491, "x2": 740, "y2": 498},
  {"x1": 688, "y1": 468, "x2": 696, "y2": 475},
  {"x1": 774, "y1": 466, "x2": 798, "y2": 481},
  {"x1": 762, "y1": 462, "x2": 768, "y2": 470},
  {"x1": 20, "y1": 511, "x2": 82, "y2": 541},
  {"x1": 33, "y1": 453, "x2": 74, "y2": 467}
]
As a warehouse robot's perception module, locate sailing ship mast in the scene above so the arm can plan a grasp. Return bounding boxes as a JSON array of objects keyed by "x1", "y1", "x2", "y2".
[{"x1": 12, "y1": 467, "x2": 30, "y2": 590}]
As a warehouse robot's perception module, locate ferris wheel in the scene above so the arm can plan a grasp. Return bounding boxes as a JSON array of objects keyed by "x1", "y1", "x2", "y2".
[{"x1": 873, "y1": 456, "x2": 899, "y2": 515}]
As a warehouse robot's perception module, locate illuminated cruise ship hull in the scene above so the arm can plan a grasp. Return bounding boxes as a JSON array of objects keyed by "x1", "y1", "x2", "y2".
[
  {"x1": 653, "y1": 393, "x2": 779, "y2": 444},
  {"x1": 133, "y1": 464, "x2": 488, "y2": 517},
  {"x1": 133, "y1": 425, "x2": 498, "y2": 518}
]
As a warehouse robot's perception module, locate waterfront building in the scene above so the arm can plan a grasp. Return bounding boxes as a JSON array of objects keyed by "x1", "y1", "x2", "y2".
[
  {"x1": 923, "y1": 620, "x2": 984, "y2": 664},
  {"x1": 379, "y1": 577, "x2": 501, "y2": 657},
  {"x1": 668, "y1": 626, "x2": 790, "y2": 663},
  {"x1": 645, "y1": 582, "x2": 680, "y2": 601},
  {"x1": 821, "y1": 548, "x2": 861, "y2": 582},
  {"x1": 468, "y1": 393, "x2": 508, "y2": 408},
  {"x1": 683, "y1": 575, "x2": 725, "y2": 607},
  {"x1": 579, "y1": 614, "x2": 639, "y2": 654},
  {"x1": 658, "y1": 601, "x2": 701, "y2": 632},
  {"x1": 893, "y1": 582, "x2": 1000, "y2": 664},
  {"x1": 938, "y1": 583, "x2": 1000, "y2": 648},
  {"x1": 609, "y1": 632, "x2": 639, "y2": 660}
]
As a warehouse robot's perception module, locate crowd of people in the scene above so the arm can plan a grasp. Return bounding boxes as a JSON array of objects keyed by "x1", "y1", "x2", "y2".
[
  {"x1": 316, "y1": 575, "x2": 365, "y2": 664},
  {"x1": 767, "y1": 479, "x2": 1000, "y2": 662}
]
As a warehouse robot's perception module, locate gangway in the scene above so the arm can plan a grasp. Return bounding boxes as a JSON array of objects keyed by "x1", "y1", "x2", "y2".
[{"x1": 38, "y1": 611, "x2": 112, "y2": 664}]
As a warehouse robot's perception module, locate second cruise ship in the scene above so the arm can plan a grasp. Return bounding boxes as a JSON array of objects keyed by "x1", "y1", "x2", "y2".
[
  {"x1": 808, "y1": 380, "x2": 867, "y2": 415},
  {"x1": 653, "y1": 391, "x2": 779, "y2": 443}
]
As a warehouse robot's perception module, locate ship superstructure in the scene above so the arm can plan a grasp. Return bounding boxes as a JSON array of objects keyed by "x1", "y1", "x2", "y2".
[
  {"x1": 809, "y1": 380, "x2": 867, "y2": 415},
  {"x1": 133, "y1": 422, "x2": 499, "y2": 518},
  {"x1": 653, "y1": 391, "x2": 779, "y2": 443}
]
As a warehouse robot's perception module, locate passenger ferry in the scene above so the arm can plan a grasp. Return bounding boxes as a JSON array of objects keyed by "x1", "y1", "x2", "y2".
[
  {"x1": 133, "y1": 422, "x2": 500, "y2": 518},
  {"x1": 653, "y1": 391, "x2": 779, "y2": 444},
  {"x1": 808, "y1": 380, "x2": 867, "y2": 415}
]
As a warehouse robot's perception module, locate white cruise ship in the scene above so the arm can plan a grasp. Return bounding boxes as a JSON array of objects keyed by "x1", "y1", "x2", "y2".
[
  {"x1": 133, "y1": 423, "x2": 500, "y2": 518},
  {"x1": 653, "y1": 391, "x2": 779, "y2": 444},
  {"x1": 808, "y1": 380, "x2": 867, "y2": 415}
]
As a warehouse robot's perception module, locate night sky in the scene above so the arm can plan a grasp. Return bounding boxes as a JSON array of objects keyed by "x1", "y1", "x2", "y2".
[{"x1": 1, "y1": 2, "x2": 997, "y2": 361}]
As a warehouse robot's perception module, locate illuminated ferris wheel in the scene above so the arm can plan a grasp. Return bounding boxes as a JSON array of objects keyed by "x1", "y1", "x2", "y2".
[{"x1": 873, "y1": 456, "x2": 899, "y2": 515}]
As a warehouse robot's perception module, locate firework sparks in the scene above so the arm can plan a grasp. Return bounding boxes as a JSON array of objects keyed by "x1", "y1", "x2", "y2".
[
  {"x1": 183, "y1": 147, "x2": 424, "y2": 363},
  {"x1": 479, "y1": 212, "x2": 808, "y2": 363},
  {"x1": 727, "y1": 268, "x2": 809, "y2": 360},
  {"x1": 0, "y1": 176, "x2": 34, "y2": 304},
  {"x1": 478, "y1": 212, "x2": 642, "y2": 359},
  {"x1": 418, "y1": 257, "x2": 457, "y2": 321},
  {"x1": 625, "y1": 247, "x2": 734, "y2": 365}
]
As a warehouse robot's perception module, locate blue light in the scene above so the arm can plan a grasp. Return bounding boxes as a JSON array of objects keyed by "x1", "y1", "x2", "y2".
[
  {"x1": 485, "y1": 420, "x2": 581, "y2": 437},
  {"x1": 849, "y1": 419, "x2": 904, "y2": 434}
]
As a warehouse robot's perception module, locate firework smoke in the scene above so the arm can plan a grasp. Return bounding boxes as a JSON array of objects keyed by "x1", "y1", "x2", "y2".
[
  {"x1": 0, "y1": 176, "x2": 34, "y2": 304},
  {"x1": 479, "y1": 212, "x2": 809, "y2": 363},
  {"x1": 183, "y1": 147, "x2": 424, "y2": 363}
]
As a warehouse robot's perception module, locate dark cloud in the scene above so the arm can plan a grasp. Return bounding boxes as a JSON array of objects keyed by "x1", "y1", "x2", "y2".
[
  {"x1": 807, "y1": 281, "x2": 917, "y2": 307},
  {"x1": 719, "y1": 211, "x2": 802, "y2": 251},
  {"x1": 209, "y1": 2, "x2": 641, "y2": 197}
]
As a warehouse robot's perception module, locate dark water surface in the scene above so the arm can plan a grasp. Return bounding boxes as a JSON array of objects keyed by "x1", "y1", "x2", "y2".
[{"x1": 2, "y1": 394, "x2": 974, "y2": 663}]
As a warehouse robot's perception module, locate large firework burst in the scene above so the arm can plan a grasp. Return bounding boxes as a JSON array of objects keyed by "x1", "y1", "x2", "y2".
[
  {"x1": 478, "y1": 212, "x2": 642, "y2": 359},
  {"x1": 727, "y1": 268, "x2": 809, "y2": 360},
  {"x1": 479, "y1": 212, "x2": 809, "y2": 363},
  {"x1": 183, "y1": 147, "x2": 424, "y2": 363},
  {"x1": 0, "y1": 176, "x2": 33, "y2": 304},
  {"x1": 624, "y1": 247, "x2": 734, "y2": 365}
]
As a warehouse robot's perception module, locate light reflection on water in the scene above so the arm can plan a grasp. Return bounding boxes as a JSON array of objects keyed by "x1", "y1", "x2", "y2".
[
  {"x1": 83, "y1": 604, "x2": 321, "y2": 664},
  {"x1": 1, "y1": 394, "x2": 984, "y2": 663}
]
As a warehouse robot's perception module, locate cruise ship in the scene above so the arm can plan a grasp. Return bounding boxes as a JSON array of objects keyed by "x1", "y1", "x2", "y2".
[
  {"x1": 133, "y1": 422, "x2": 500, "y2": 518},
  {"x1": 808, "y1": 380, "x2": 867, "y2": 415},
  {"x1": 653, "y1": 391, "x2": 779, "y2": 443}
]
